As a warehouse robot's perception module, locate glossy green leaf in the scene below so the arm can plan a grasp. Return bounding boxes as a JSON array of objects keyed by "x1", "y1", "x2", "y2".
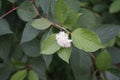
[
  {"x1": 17, "y1": 1, "x2": 39, "y2": 21},
  {"x1": 41, "y1": 34, "x2": 61, "y2": 54},
  {"x1": 54, "y1": 0, "x2": 68, "y2": 23},
  {"x1": 21, "y1": 21, "x2": 40, "y2": 44},
  {"x1": 28, "y1": 70, "x2": 39, "y2": 80},
  {"x1": 93, "y1": 24, "x2": 120, "y2": 44},
  {"x1": 70, "y1": 47, "x2": 93, "y2": 80},
  {"x1": 10, "y1": 69, "x2": 27, "y2": 80},
  {"x1": 66, "y1": 0, "x2": 81, "y2": 12},
  {"x1": 32, "y1": 18, "x2": 52, "y2": 30},
  {"x1": 35, "y1": 0, "x2": 51, "y2": 14},
  {"x1": 95, "y1": 50, "x2": 112, "y2": 71},
  {"x1": 110, "y1": 0, "x2": 120, "y2": 13},
  {"x1": 29, "y1": 57, "x2": 47, "y2": 80},
  {"x1": 64, "y1": 12, "x2": 82, "y2": 30},
  {"x1": 78, "y1": 8, "x2": 96, "y2": 29},
  {"x1": 71, "y1": 28, "x2": 103, "y2": 52},
  {"x1": 0, "y1": 19, "x2": 12, "y2": 35},
  {"x1": 107, "y1": 47, "x2": 120, "y2": 64},
  {"x1": 22, "y1": 38, "x2": 40, "y2": 57},
  {"x1": 57, "y1": 47, "x2": 71, "y2": 63}
]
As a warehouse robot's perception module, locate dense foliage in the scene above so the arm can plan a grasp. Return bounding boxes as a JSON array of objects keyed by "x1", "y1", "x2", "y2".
[{"x1": 0, "y1": 0, "x2": 120, "y2": 80}]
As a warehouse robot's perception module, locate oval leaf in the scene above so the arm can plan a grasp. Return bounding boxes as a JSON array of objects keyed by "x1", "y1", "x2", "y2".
[
  {"x1": 41, "y1": 34, "x2": 61, "y2": 54},
  {"x1": 110, "y1": 0, "x2": 120, "y2": 13},
  {"x1": 28, "y1": 70, "x2": 39, "y2": 80},
  {"x1": 32, "y1": 18, "x2": 52, "y2": 30},
  {"x1": 71, "y1": 28, "x2": 103, "y2": 52},
  {"x1": 21, "y1": 21, "x2": 40, "y2": 44},
  {"x1": 63, "y1": 12, "x2": 82, "y2": 30},
  {"x1": 95, "y1": 50, "x2": 112, "y2": 71},
  {"x1": 10, "y1": 69, "x2": 27, "y2": 80},
  {"x1": 17, "y1": 1, "x2": 39, "y2": 21},
  {"x1": 57, "y1": 47, "x2": 71, "y2": 63},
  {"x1": 54, "y1": 0, "x2": 68, "y2": 23},
  {"x1": 0, "y1": 19, "x2": 12, "y2": 35}
]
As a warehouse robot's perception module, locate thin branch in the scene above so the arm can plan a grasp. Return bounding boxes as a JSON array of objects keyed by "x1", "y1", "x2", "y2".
[
  {"x1": 89, "y1": 52, "x2": 96, "y2": 60},
  {"x1": 0, "y1": 7, "x2": 18, "y2": 19},
  {"x1": 54, "y1": 24, "x2": 71, "y2": 34}
]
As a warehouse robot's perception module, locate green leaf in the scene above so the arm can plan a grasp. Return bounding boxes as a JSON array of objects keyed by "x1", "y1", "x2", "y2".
[
  {"x1": 11, "y1": 59, "x2": 26, "y2": 69},
  {"x1": 0, "y1": 19, "x2": 12, "y2": 35},
  {"x1": 32, "y1": 18, "x2": 52, "y2": 30},
  {"x1": 70, "y1": 47, "x2": 93, "y2": 80},
  {"x1": 78, "y1": 8, "x2": 96, "y2": 29},
  {"x1": 21, "y1": 21, "x2": 40, "y2": 44},
  {"x1": 0, "y1": 63, "x2": 15, "y2": 80},
  {"x1": 28, "y1": 70, "x2": 39, "y2": 80},
  {"x1": 57, "y1": 47, "x2": 71, "y2": 63},
  {"x1": 41, "y1": 34, "x2": 61, "y2": 54},
  {"x1": 0, "y1": 35, "x2": 13, "y2": 62},
  {"x1": 93, "y1": 24, "x2": 120, "y2": 44},
  {"x1": 22, "y1": 38, "x2": 40, "y2": 57},
  {"x1": 71, "y1": 28, "x2": 103, "y2": 52},
  {"x1": 43, "y1": 55, "x2": 53, "y2": 67},
  {"x1": 107, "y1": 47, "x2": 120, "y2": 64},
  {"x1": 17, "y1": 1, "x2": 39, "y2": 21},
  {"x1": 54, "y1": 0, "x2": 68, "y2": 23},
  {"x1": 35, "y1": 0, "x2": 51, "y2": 14},
  {"x1": 104, "y1": 38, "x2": 116, "y2": 48},
  {"x1": 29, "y1": 57, "x2": 47, "y2": 80},
  {"x1": 10, "y1": 69, "x2": 27, "y2": 80},
  {"x1": 63, "y1": 12, "x2": 82, "y2": 30},
  {"x1": 66, "y1": 0, "x2": 81, "y2": 12},
  {"x1": 110, "y1": 0, "x2": 120, "y2": 13},
  {"x1": 95, "y1": 50, "x2": 112, "y2": 71}
]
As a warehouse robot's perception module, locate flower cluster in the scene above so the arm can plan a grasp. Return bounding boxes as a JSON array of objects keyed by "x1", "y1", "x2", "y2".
[{"x1": 56, "y1": 31, "x2": 72, "y2": 47}]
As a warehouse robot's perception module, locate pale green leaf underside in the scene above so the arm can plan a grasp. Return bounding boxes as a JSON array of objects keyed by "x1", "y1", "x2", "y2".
[
  {"x1": 32, "y1": 18, "x2": 52, "y2": 30},
  {"x1": 10, "y1": 69, "x2": 27, "y2": 80},
  {"x1": 17, "y1": 1, "x2": 39, "y2": 21},
  {"x1": 41, "y1": 34, "x2": 61, "y2": 54},
  {"x1": 54, "y1": 0, "x2": 68, "y2": 23},
  {"x1": 57, "y1": 47, "x2": 71, "y2": 63},
  {"x1": 71, "y1": 28, "x2": 103, "y2": 52},
  {"x1": 28, "y1": 70, "x2": 39, "y2": 80},
  {"x1": 64, "y1": 12, "x2": 82, "y2": 30},
  {"x1": 110, "y1": 0, "x2": 120, "y2": 13}
]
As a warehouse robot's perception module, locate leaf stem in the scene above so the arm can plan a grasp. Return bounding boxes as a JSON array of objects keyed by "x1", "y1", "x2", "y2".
[{"x1": 0, "y1": 7, "x2": 18, "y2": 19}]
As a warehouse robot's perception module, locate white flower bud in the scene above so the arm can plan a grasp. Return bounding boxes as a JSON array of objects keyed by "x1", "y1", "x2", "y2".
[{"x1": 56, "y1": 31, "x2": 72, "y2": 47}]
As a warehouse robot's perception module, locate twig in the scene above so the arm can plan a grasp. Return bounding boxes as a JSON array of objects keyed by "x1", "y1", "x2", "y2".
[
  {"x1": 54, "y1": 24, "x2": 70, "y2": 34},
  {"x1": 89, "y1": 52, "x2": 96, "y2": 60},
  {"x1": 0, "y1": 7, "x2": 18, "y2": 19}
]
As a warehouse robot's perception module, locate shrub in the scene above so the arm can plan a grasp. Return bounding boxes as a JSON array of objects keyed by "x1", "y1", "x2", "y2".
[{"x1": 0, "y1": 0, "x2": 120, "y2": 80}]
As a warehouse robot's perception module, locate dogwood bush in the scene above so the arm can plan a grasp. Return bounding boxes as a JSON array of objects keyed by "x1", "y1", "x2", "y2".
[{"x1": 0, "y1": 0, "x2": 120, "y2": 80}]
